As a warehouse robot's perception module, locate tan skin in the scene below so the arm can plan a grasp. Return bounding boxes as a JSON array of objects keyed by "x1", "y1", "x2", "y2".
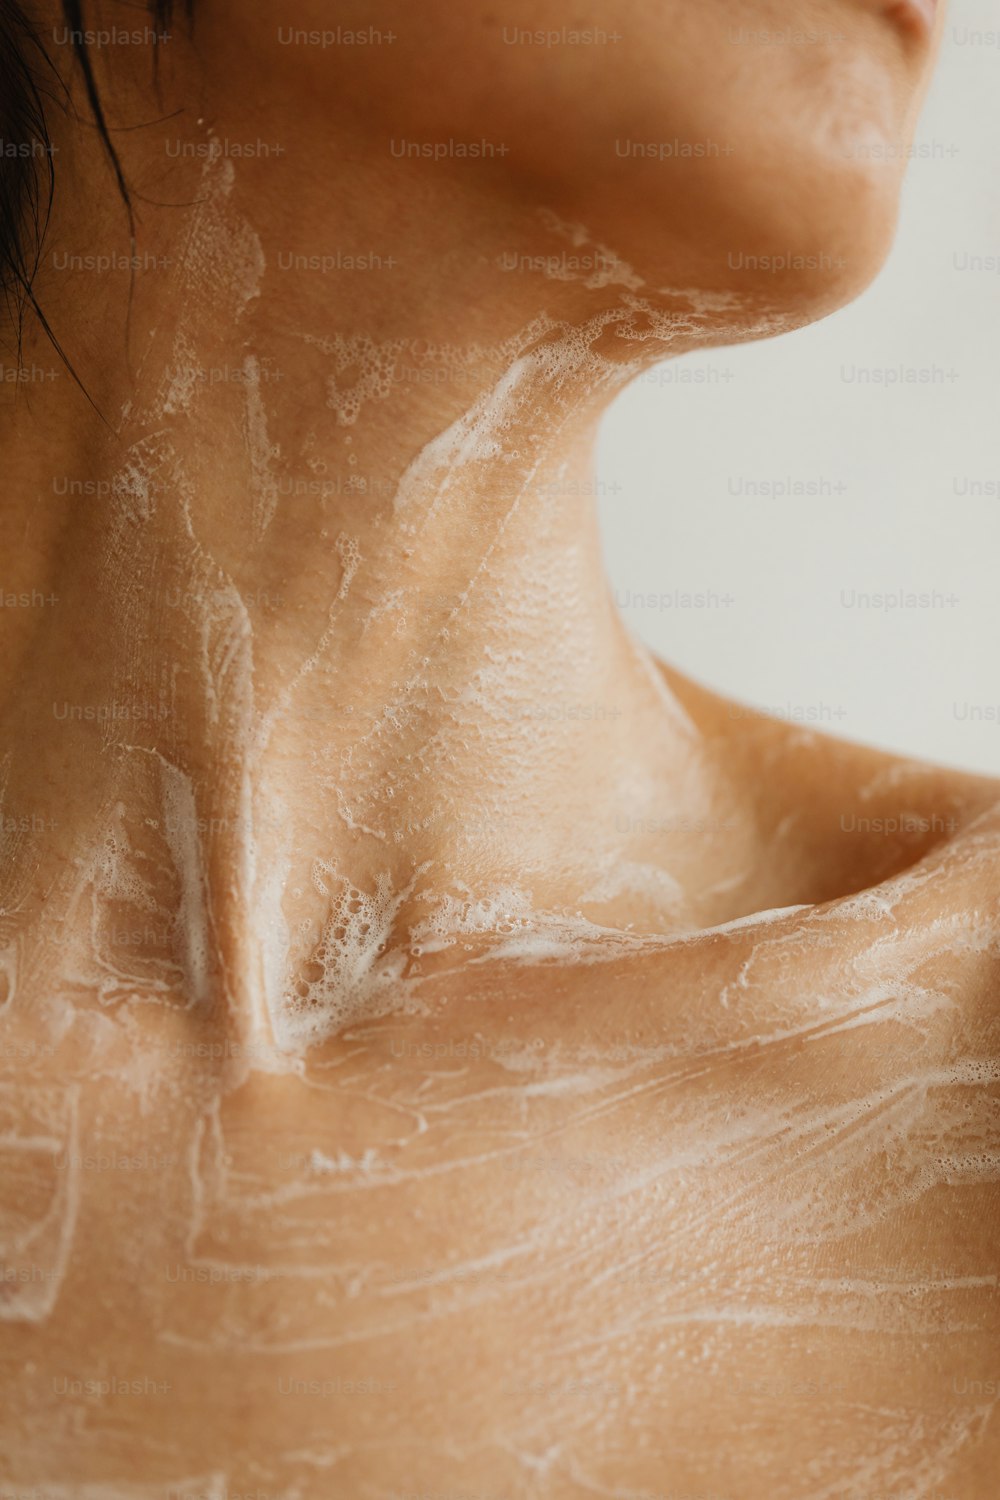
[{"x1": 1, "y1": 0, "x2": 998, "y2": 1494}]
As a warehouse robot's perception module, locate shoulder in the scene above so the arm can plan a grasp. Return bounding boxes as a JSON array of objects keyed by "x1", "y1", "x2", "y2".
[{"x1": 655, "y1": 659, "x2": 1000, "y2": 913}]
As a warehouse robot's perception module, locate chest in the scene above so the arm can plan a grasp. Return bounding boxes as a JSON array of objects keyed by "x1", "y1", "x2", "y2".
[{"x1": 1, "y1": 918, "x2": 997, "y2": 1497}]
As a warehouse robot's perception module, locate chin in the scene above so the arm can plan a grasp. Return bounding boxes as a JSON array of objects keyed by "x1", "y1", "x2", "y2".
[
  {"x1": 483, "y1": 3, "x2": 929, "y2": 334},
  {"x1": 696, "y1": 154, "x2": 906, "y2": 330},
  {"x1": 540, "y1": 138, "x2": 906, "y2": 343}
]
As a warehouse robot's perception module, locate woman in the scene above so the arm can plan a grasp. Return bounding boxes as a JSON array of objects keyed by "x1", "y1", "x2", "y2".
[{"x1": 0, "y1": 0, "x2": 996, "y2": 1494}]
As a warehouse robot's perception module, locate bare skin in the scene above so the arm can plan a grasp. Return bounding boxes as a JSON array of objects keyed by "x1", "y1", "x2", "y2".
[{"x1": 1, "y1": 0, "x2": 998, "y2": 1494}]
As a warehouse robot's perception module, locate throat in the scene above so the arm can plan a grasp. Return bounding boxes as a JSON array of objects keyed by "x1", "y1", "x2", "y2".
[
  {"x1": 0, "y1": 332, "x2": 737, "y2": 1052},
  {"x1": 0, "y1": 148, "x2": 751, "y2": 1051}
]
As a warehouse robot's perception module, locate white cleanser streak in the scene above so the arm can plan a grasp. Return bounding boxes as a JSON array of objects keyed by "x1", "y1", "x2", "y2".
[
  {"x1": 389, "y1": 308, "x2": 702, "y2": 751},
  {"x1": 159, "y1": 760, "x2": 211, "y2": 1008},
  {"x1": 241, "y1": 353, "x2": 281, "y2": 540},
  {"x1": 0, "y1": 1085, "x2": 81, "y2": 1324}
]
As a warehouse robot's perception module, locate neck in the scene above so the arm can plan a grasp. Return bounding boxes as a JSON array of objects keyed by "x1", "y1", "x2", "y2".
[{"x1": 0, "y1": 23, "x2": 753, "y2": 1046}]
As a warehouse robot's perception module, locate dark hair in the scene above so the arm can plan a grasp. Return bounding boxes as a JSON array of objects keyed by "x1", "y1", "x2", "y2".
[{"x1": 0, "y1": 0, "x2": 192, "y2": 370}]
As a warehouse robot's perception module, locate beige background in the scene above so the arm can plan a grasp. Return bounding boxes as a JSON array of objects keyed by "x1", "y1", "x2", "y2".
[{"x1": 599, "y1": 3, "x2": 1000, "y2": 774}]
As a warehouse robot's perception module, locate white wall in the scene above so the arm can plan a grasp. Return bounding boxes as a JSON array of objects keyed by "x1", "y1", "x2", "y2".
[{"x1": 597, "y1": 4, "x2": 1000, "y2": 775}]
